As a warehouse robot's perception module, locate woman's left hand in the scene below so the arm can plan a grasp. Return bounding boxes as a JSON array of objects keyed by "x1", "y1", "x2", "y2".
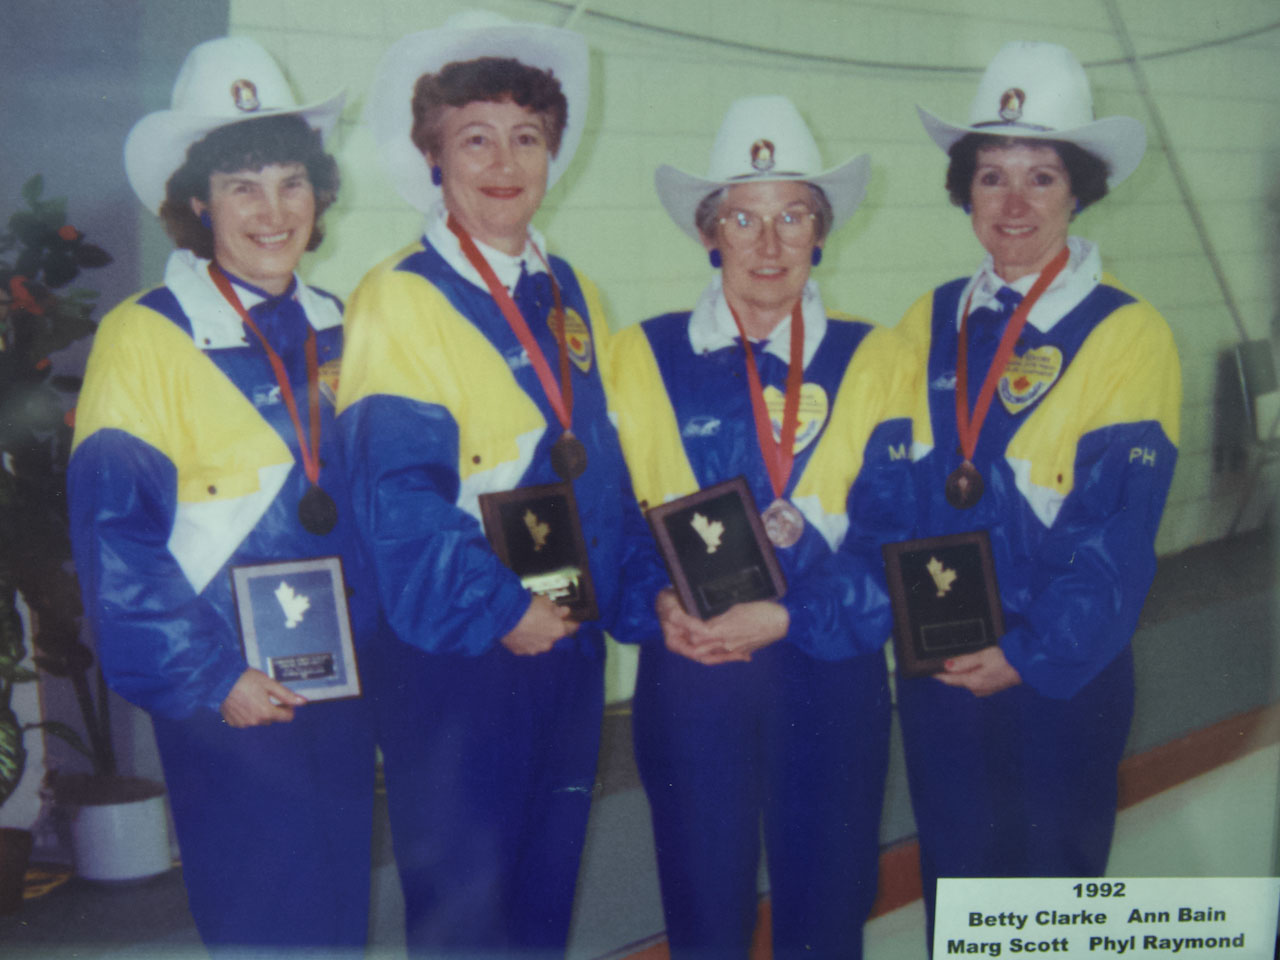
[
  {"x1": 934, "y1": 646, "x2": 1022, "y2": 697},
  {"x1": 702, "y1": 601, "x2": 790, "y2": 660}
]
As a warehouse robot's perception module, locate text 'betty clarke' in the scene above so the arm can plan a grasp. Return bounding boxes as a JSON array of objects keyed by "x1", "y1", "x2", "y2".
[{"x1": 969, "y1": 907, "x2": 1229, "y2": 930}]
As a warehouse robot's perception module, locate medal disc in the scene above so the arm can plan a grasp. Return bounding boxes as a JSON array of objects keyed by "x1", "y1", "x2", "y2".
[
  {"x1": 298, "y1": 485, "x2": 338, "y2": 535},
  {"x1": 945, "y1": 461, "x2": 984, "y2": 509},
  {"x1": 550, "y1": 431, "x2": 588, "y2": 480},
  {"x1": 762, "y1": 498, "x2": 805, "y2": 548}
]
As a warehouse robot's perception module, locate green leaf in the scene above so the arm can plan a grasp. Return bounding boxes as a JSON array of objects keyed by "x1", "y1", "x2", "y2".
[
  {"x1": 24, "y1": 720, "x2": 91, "y2": 760},
  {"x1": 75, "y1": 244, "x2": 112, "y2": 269},
  {"x1": 0, "y1": 666, "x2": 38, "y2": 685},
  {"x1": 21, "y1": 175, "x2": 44, "y2": 206},
  {"x1": 0, "y1": 706, "x2": 28, "y2": 807}
]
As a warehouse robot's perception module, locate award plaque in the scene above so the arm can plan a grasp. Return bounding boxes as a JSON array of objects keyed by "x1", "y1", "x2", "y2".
[
  {"x1": 882, "y1": 531, "x2": 1005, "y2": 678},
  {"x1": 646, "y1": 476, "x2": 787, "y2": 620},
  {"x1": 230, "y1": 556, "x2": 361, "y2": 700},
  {"x1": 479, "y1": 481, "x2": 598, "y2": 621}
]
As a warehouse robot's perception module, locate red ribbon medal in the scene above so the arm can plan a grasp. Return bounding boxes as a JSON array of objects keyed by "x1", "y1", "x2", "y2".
[
  {"x1": 446, "y1": 216, "x2": 586, "y2": 480},
  {"x1": 948, "y1": 245, "x2": 1070, "y2": 509},
  {"x1": 728, "y1": 298, "x2": 807, "y2": 547},
  {"x1": 208, "y1": 264, "x2": 336, "y2": 535}
]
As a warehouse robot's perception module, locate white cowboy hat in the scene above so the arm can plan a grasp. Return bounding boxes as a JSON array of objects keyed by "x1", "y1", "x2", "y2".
[
  {"x1": 654, "y1": 95, "x2": 871, "y2": 242},
  {"x1": 363, "y1": 10, "x2": 589, "y2": 213},
  {"x1": 124, "y1": 37, "x2": 345, "y2": 216},
  {"x1": 917, "y1": 41, "x2": 1146, "y2": 189}
]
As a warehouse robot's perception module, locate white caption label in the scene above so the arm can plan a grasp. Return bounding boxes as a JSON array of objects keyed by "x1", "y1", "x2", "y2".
[{"x1": 935, "y1": 877, "x2": 1279, "y2": 959}]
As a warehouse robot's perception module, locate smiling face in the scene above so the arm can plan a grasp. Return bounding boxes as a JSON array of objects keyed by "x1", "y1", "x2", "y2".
[
  {"x1": 705, "y1": 180, "x2": 820, "y2": 338},
  {"x1": 969, "y1": 142, "x2": 1076, "y2": 283},
  {"x1": 191, "y1": 162, "x2": 315, "y2": 295},
  {"x1": 430, "y1": 99, "x2": 551, "y2": 256}
]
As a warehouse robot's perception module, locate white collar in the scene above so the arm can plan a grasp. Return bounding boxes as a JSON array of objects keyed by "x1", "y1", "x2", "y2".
[
  {"x1": 955, "y1": 236, "x2": 1102, "y2": 333},
  {"x1": 423, "y1": 201, "x2": 550, "y2": 294},
  {"x1": 686, "y1": 275, "x2": 828, "y2": 368},
  {"x1": 164, "y1": 250, "x2": 341, "y2": 350}
]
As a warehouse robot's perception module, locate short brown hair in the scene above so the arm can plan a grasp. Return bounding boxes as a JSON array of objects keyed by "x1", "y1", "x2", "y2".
[
  {"x1": 944, "y1": 133, "x2": 1109, "y2": 212},
  {"x1": 410, "y1": 56, "x2": 568, "y2": 160},
  {"x1": 159, "y1": 114, "x2": 339, "y2": 259}
]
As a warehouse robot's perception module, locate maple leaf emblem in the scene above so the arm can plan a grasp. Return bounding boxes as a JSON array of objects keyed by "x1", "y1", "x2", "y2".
[
  {"x1": 690, "y1": 512, "x2": 724, "y2": 554},
  {"x1": 524, "y1": 509, "x2": 550, "y2": 551},
  {"x1": 926, "y1": 556, "x2": 957, "y2": 597},
  {"x1": 274, "y1": 581, "x2": 310, "y2": 628}
]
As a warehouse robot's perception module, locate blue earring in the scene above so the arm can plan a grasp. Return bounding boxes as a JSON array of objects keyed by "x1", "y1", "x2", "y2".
[
  {"x1": 709, "y1": 249, "x2": 722, "y2": 269},
  {"x1": 199, "y1": 209, "x2": 212, "y2": 230},
  {"x1": 811, "y1": 246, "x2": 823, "y2": 267},
  {"x1": 962, "y1": 202, "x2": 972, "y2": 215},
  {"x1": 431, "y1": 165, "x2": 443, "y2": 186},
  {"x1": 1074, "y1": 198, "x2": 1083, "y2": 215}
]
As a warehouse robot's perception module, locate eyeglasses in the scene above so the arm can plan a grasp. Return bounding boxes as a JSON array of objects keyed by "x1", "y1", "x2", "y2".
[{"x1": 717, "y1": 208, "x2": 817, "y2": 249}]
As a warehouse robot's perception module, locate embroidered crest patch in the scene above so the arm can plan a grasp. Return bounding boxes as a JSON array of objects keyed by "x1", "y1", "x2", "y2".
[
  {"x1": 998, "y1": 87, "x2": 1025, "y2": 122},
  {"x1": 551, "y1": 308, "x2": 592, "y2": 373},
  {"x1": 999, "y1": 345, "x2": 1062, "y2": 414},
  {"x1": 231, "y1": 79, "x2": 260, "y2": 113},
  {"x1": 750, "y1": 139, "x2": 776, "y2": 172},
  {"x1": 317, "y1": 358, "x2": 341, "y2": 405},
  {"x1": 763, "y1": 382, "x2": 829, "y2": 452}
]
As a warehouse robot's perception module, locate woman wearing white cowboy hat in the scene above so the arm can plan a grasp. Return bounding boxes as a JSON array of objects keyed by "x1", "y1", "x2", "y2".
[
  {"x1": 609, "y1": 94, "x2": 916, "y2": 959},
  {"x1": 334, "y1": 11, "x2": 663, "y2": 954},
  {"x1": 894, "y1": 41, "x2": 1180, "y2": 947},
  {"x1": 68, "y1": 36, "x2": 378, "y2": 951}
]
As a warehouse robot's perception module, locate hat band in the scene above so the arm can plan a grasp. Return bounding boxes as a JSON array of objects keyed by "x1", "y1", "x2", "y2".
[
  {"x1": 726, "y1": 169, "x2": 808, "y2": 181},
  {"x1": 971, "y1": 119, "x2": 1056, "y2": 133}
]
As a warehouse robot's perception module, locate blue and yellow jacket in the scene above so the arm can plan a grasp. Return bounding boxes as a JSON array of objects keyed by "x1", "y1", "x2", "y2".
[
  {"x1": 609, "y1": 280, "x2": 917, "y2": 660},
  {"x1": 900, "y1": 251, "x2": 1181, "y2": 699},
  {"x1": 68, "y1": 251, "x2": 379, "y2": 719},
  {"x1": 335, "y1": 234, "x2": 658, "y2": 657}
]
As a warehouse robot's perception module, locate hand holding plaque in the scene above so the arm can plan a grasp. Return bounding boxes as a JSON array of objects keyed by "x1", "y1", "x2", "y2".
[
  {"x1": 230, "y1": 557, "x2": 361, "y2": 701},
  {"x1": 646, "y1": 477, "x2": 786, "y2": 621},
  {"x1": 480, "y1": 482, "x2": 598, "y2": 621},
  {"x1": 501, "y1": 593, "x2": 578, "y2": 656},
  {"x1": 882, "y1": 531, "x2": 1004, "y2": 678}
]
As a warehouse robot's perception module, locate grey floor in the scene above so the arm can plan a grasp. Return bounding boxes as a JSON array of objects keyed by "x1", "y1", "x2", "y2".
[
  {"x1": 2, "y1": 741, "x2": 1277, "y2": 959},
  {"x1": 1, "y1": 528, "x2": 1276, "y2": 958}
]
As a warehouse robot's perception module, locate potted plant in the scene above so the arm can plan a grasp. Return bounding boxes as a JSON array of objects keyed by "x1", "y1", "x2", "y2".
[
  {"x1": 1, "y1": 175, "x2": 169, "y2": 886},
  {"x1": 0, "y1": 569, "x2": 89, "y2": 912}
]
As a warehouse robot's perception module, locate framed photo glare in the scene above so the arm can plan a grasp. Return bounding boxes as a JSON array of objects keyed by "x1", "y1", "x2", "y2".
[
  {"x1": 646, "y1": 476, "x2": 786, "y2": 620},
  {"x1": 479, "y1": 481, "x2": 598, "y2": 621},
  {"x1": 882, "y1": 530, "x2": 1005, "y2": 677},
  {"x1": 230, "y1": 556, "x2": 361, "y2": 700}
]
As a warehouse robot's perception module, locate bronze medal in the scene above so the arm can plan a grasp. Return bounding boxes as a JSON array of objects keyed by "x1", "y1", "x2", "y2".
[
  {"x1": 761, "y1": 498, "x2": 805, "y2": 548},
  {"x1": 945, "y1": 460, "x2": 984, "y2": 510},
  {"x1": 298, "y1": 485, "x2": 338, "y2": 535},
  {"x1": 550, "y1": 430, "x2": 588, "y2": 481}
]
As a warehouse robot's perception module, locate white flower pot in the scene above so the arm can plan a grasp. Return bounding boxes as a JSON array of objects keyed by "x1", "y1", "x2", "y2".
[{"x1": 62, "y1": 776, "x2": 170, "y2": 883}]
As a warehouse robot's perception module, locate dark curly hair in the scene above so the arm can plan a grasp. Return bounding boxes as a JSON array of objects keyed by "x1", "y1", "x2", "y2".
[
  {"x1": 410, "y1": 56, "x2": 568, "y2": 161},
  {"x1": 944, "y1": 133, "x2": 1109, "y2": 213},
  {"x1": 159, "y1": 114, "x2": 340, "y2": 259}
]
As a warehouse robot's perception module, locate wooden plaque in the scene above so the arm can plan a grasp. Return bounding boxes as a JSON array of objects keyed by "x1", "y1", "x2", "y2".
[
  {"x1": 882, "y1": 530, "x2": 1005, "y2": 677},
  {"x1": 646, "y1": 476, "x2": 786, "y2": 621},
  {"x1": 479, "y1": 481, "x2": 598, "y2": 621}
]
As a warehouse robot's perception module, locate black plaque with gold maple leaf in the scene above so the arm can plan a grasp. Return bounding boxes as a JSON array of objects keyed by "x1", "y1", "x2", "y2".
[
  {"x1": 882, "y1": 531, "x2": 1004, "y2": 677},
  {"x1": 480, "y1": 482, "x2": 597, "y2": 621}
]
